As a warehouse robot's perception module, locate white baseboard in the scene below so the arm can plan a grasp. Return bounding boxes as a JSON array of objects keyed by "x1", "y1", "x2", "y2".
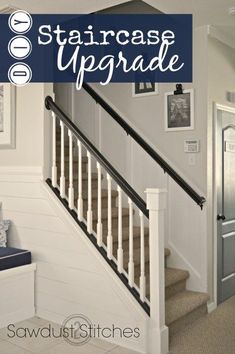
[
  {"x1": 0, "y1": 308, "x2": 35, "y2": 329},
  {"x1": 207, "y1": 301, "x2": 217, "y2": 313},
  {"x1": 167, "y1": 241, "x2": 204, "y2": 292}
]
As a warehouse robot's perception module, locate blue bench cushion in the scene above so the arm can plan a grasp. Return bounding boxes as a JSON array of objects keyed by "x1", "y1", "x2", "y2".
[{"x1": 0, "y1": 247, "x2": 31, "y2": 271}]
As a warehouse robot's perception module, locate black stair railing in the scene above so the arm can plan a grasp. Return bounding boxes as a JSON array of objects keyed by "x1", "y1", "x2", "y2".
[
  {"x1": 82, "y1": 83, "x2": 206, "y2": 209},
  {"x1": 45, "y1": 96, "x2": 149, "y2": 218}
]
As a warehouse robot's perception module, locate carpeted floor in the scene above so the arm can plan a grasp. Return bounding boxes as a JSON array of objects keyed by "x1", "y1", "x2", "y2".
[{"x1": 169, "y1": 295, "x2": 235, "y2": 354}]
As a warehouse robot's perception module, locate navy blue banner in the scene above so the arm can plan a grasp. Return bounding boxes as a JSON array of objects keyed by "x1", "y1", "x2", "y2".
[{"x1": 1, "y1": 12, "x2": 192, "y2": 87}]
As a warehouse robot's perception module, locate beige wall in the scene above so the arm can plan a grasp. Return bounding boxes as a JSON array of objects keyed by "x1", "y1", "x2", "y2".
[
  {"x1": 208, "y1": 38, "x2": 235, "y2": 105},
  {"x1": 93, "y1": 26, "x2": 208, "y2": 194}
]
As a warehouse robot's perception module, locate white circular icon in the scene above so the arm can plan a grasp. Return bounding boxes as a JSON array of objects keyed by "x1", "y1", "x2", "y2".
[
  {"x1": 8, "y1": 10, "x2": 33, "y2": 34},
  {"x1": 8, "y1": 36, "x2": 32, "y2": 60},
  {"x1": 8, "y1": 63, "x2": 32, "y2": 86}
]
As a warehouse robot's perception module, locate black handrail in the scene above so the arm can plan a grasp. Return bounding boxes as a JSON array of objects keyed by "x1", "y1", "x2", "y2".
[
  {"x1": 45, "y1": 96, "x2": 149, "y2": 218},
  {"x1": 82, "y1": 83, "x2": 206, "y2": 209}
]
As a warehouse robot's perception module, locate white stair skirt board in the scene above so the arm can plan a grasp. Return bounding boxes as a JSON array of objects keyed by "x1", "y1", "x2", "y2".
[{"x1": 0, "y1": 263, "x2": 36, "y2": 329}]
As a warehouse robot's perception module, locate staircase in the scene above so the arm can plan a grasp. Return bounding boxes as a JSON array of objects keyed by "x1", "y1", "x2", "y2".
[
  {"x1": 45, "y1": 93, "x2": 207, "y2": 353},
  {"x1": 55, "y1": 130, "x2": 209, "y2": 337}
]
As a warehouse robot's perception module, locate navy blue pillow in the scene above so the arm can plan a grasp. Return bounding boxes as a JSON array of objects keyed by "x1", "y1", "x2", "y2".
[{"x1": 0, "y1": 247, "x2": 31, "y2": 271}]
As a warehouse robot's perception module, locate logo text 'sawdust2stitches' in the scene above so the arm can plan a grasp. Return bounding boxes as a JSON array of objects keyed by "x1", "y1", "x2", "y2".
[{"x1": 38, "y1": 24, "x2": 184, "y2": 89}]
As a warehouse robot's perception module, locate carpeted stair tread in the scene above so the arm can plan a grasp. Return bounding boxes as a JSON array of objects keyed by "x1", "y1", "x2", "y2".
[
  {"x1": 113, "y1": 229, "x2": 148, "y2": 246},
  {"x1": 70, "y1": 172, "x2": 99, "y2": 181},
  {"x1": 123, "y1": 246, "x2": 149, "y2": 268},
  {"x1": 136, "y1": 267, "x2": 188, "y2": 298},
  {"x1": 61, "y1": 173, "x2": 100, "y2": 188},
  {"x1": 111, "y1": 226, "x2": 149, "y2": 241},
  {"x1": 92, "y1": 207, "x2": 130, "y2": 221},
  {"x1": 165, "y1": 268, "x2": 189, "y2": 288},
  {"x1": 165, "y1": 290, "x2": 209, "y2": 326},
  {"x1": 82, "y1": 189, "x2": 118, "y2": 200},
  {"x1": 57, "y1": 155, "x2": 88, "y2": 163},
  {"x1": 55, "y1": 133, "x2": 210, "y2": 334}
]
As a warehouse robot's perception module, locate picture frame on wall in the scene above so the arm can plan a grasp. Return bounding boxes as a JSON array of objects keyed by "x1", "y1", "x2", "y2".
[
  {"x1": 132, "y1": 82, "x2": 159, "y2": 97},
  {"x1": 164, "y1": 89, "x2": 194, "y2": 131},
  {"x1": 0, "y1": 84, "x2": 16, "y2": 149}
]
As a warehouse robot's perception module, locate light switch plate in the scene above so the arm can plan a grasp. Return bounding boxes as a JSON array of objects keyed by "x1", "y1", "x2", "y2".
[{"x1": 188, "y1": 154, "x2": 196, "y2": 165}]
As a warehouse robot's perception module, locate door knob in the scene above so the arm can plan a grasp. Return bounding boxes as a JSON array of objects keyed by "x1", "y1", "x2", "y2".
[{"x1": 217, "y1": 214, "x2": 226, "y2": 221}]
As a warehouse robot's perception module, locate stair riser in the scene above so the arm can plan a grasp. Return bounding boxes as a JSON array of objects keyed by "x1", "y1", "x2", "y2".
[
  {"x1": 57, "y1": 181, "x2": 99, "y2": 192},
  {"x1": 112, "y1": 245, "x2": 150, "y2": 266},
  {"x1": 82, "y1": 197, "x2": 117, "y2": 211},
  {"x1": 56, "y1": 147, "x2": 76, "y2": 156},
  {"x1": 57, "y1": 163, "x2": 87, "y2": 174},
  {"x1": 113, "y1": 236, "x2": 148, "y2": 251},
  {"x1": 168, "y1": 304, "x2": 207, "y2": 337},
  {"x1": 93, "y1": 216, "x2": 129, "y2": 230},
  {"x1": 122, "y1": 249, "x2": 150, "y2": 269},
  {"x1": 165, "y1": 280, "x2": 187, "y2": 300}
]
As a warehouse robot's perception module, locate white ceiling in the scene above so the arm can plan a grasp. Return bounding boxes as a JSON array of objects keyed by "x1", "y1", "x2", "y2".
[
  {"x1": 144, "y1": 0, "x2": 235, "y2": 47},
  {"x1": 1, "y1": 0, "x2": 234, "y2": 42},
  {"x1": 145, "y1": 0, "x2": 235, "y2": 27},
  {"x1": 0, "y1": 0, "x2": 131, "y2": 13},
  {"x1": 1, "y1": 0, "x2": 234, "y2": 27}
]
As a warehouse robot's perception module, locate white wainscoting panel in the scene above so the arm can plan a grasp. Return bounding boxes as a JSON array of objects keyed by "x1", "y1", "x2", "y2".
[
  {"x1": 167, "y1": 177, "x2": 207, "y2": 292},
  {"x1": 0, "y1": 169, "x2": 148, "y2": 353}
]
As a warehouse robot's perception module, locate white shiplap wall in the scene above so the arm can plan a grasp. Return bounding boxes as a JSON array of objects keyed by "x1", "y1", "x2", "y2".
[{"x1": 0, "y1": 168, "x2": 148, "y2": 353}]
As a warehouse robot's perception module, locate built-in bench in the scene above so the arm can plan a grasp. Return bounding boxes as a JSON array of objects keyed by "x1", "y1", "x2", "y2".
[{"x1": 0, "y1": 247, "x2": 36, "y2": 328}]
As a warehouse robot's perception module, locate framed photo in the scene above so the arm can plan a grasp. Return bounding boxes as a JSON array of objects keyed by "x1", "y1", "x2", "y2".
[
  {"x1": 132, "y1": 82, "x2": 159, "y2": 97},
  {"x1": 0, "y1": 84, "x2": 16, "y2": 148},
  {"x1": 164, "y1": 89, "x2": 194, "y2": 131}
]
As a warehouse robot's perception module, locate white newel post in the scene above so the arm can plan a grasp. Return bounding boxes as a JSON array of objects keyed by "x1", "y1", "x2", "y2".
[{"x1": 145, "y1": 189, "x2": 169, "y2": 354}]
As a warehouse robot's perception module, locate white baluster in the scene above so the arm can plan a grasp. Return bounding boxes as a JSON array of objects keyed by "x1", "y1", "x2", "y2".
[
  {"x1": 68, "y1": 130, "x2": 74, "y2": 209},
  {"x1": 139, "y1": 211, "x2": 146, "y2": 301},
  {"x1": 87, "y1": 151, "x2": 93, "y2": 233},
  {"x1": 117, "y1": 186, "x2": 123, "y2": 273},
  {"x1": 60, "y1": 121, "x2": 65, "y2": 198},
  {"x1": 77, "y1": 140, "x2": 83, "y2": 221},
  {"x1": 51, "y1": 112, "x2": 57, "y2": 187},
  {"x1": 107, "y1": 174, "x2": 113, "y2": 259},
  {"x1": 97, "y1": 162, "x2": 103, "y2": 246},
  {"x1": 128, "y1": 198, "x2": 134, "y2": 287}
]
